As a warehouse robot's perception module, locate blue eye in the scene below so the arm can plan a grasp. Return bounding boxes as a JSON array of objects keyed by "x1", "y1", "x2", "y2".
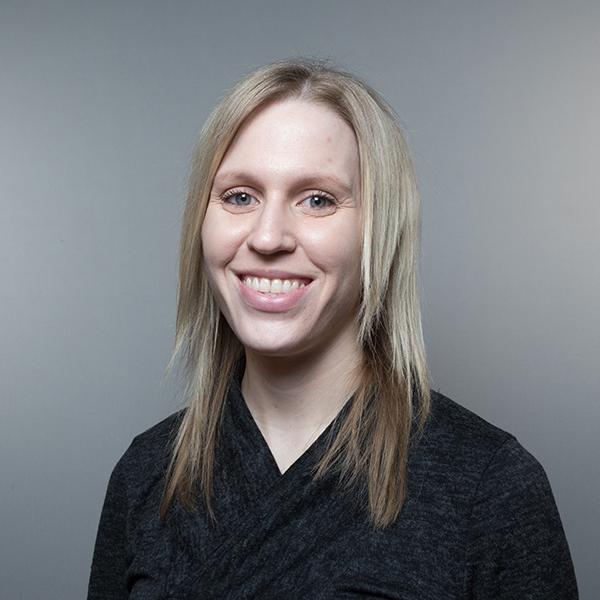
[
  {"x1": 219, "y1": 189, "x2": 337, "y2": 214},
  {"x1": 225, "y1": 192, "x2": 253, "y2": 206},
  {"x1": 307, "y1": 194, "x2": 333, "y2": 209}
]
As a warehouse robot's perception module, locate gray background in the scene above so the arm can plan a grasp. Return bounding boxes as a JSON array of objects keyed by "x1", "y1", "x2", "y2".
[{"x1": 1, "y1": 1, "x2": 598, "y2": 598}]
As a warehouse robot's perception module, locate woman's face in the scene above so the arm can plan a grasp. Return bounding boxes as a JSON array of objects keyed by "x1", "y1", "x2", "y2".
[{"x1": 201, "y1": 98, "x2": 362, "y2": 359}]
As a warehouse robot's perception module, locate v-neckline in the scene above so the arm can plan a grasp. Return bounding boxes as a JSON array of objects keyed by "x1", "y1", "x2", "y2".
[{"x1": 226, "y1": 357, "x2": 352, "y2": 481}]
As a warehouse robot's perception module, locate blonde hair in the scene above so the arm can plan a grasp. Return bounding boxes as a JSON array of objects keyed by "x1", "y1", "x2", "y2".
[{"x1": 160, "y1": 56, "x2": 431, "y2": 528}]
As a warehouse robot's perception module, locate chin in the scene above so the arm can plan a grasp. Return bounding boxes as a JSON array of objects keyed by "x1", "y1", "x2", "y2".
[
  {"x1": 232, "y1": 326, "x2": 308, "y2": 357},
  {"x1": 231, "y1": 318, "x2": 301, "y2": 347},
  {"x1": 239, "y1": 338, "x2": 303, "y2": 357}
]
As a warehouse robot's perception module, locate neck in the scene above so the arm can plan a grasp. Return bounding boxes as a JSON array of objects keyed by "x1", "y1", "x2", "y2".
[{"x1": 240, "y1": 328, "x2": 363, "y2": 437}]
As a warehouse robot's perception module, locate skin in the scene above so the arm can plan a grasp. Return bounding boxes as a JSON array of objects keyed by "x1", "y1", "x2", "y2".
[{"x1": 201, "y1": 98, "x2": 363, "y2": 473}]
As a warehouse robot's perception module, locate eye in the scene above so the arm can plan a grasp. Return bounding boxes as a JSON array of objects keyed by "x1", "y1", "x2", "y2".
[
  {"x1": 300, "y1": 191, "x2": 338, "y2": 215},
  {"x1": 220, "y1": 189, "x2": 257, "y2": 210}
]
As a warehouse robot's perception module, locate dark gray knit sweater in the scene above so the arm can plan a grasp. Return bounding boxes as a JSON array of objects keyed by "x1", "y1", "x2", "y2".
[{"x1": 87, "y1": 371, "x2": 578, "y2": 599}]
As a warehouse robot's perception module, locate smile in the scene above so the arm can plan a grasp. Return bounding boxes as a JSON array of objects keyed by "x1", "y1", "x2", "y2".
[
  {"x1": 235, "y1": 274, "x2": 313, "y2": 313},
  {"x1": 240, "y1": 276, "x2": 309, "y2": 294}
]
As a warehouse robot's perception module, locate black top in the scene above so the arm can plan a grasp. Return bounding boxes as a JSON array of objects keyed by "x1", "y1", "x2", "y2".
[{"x1": 87, "y1": 369, "x2": 578, "y2": 599}]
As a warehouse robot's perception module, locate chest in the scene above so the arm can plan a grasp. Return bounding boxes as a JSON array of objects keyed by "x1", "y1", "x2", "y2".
[{"x1": 125, "y1": 475, "x2": 469, "y2": 600}]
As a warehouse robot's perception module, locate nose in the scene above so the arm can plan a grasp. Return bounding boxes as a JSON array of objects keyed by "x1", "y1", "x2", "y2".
[{"x1": 245, "y1": 199, "x2": 297, "y2": 254}]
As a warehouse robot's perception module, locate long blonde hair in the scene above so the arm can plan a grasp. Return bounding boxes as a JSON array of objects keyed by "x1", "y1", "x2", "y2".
[{"x1": 160, "y1": 57, "x2": 431, "y2": 528}]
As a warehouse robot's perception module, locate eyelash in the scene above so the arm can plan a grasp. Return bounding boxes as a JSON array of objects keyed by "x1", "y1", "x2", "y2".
[{"x1": 220, "y1": 188, "x2": 337, "y2": 210}]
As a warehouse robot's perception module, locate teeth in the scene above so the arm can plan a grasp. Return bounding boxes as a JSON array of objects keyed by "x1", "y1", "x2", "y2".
[{"x1": 242, "y1": 276, "x2": 308, "y2": 294}]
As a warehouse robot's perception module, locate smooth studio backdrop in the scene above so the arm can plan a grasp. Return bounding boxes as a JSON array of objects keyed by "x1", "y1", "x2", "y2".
[{"x1": 1, "y1": 1, "x2": 598, "y2": 598}]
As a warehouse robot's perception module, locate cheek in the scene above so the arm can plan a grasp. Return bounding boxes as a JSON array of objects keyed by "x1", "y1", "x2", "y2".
[
  {"x1": 201, "y1": 210, "x2": 243, "y2": 268},
  {"x1": 306, "y1": 220, "x2": 362, "y2": 281}
]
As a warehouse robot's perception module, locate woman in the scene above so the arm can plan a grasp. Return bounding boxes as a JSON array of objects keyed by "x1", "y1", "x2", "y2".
[{"x1": 88, "y1": 58, "x2": 578, "y2": 599}]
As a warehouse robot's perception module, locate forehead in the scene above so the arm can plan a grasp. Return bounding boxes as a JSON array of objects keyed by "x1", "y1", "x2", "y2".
[{"x1": 213, "y1": 98, "x2": 359, "y2": 192}]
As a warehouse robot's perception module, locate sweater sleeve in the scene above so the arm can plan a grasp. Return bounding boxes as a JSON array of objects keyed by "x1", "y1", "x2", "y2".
[
  {"x1": 87, "y1": 447, "x2": 132, "y2": 600},
  {"x1": 464, "y1": 436, "x2": 578, "y2": 599}
]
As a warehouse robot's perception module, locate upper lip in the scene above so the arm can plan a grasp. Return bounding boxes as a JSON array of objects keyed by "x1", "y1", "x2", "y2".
[{"x1": 233, "y1": 269, "x2": 314, "y2": 282}]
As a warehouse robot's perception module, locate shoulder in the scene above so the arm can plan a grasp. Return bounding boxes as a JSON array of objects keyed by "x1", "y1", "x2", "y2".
[
  {"x1": 422, "y1": 389, "x2": 515, "y2": 453},
  {"x1": 109, "y1": 409, "x2": 187, "y2": 497},
  {"x1": 425, "y1": 391, "x2": 582, "y2": 595},
  {"x1": 414, "y1": 390, "x2": 574, "y2": 552},
  {"x1": 415, "y1": 389, "x2": 547, "y2": 491},
  {"x1": 129, "y1": 408, "x2": 187, "y2": 456},
  {"x1": 425, "y1": 388, "x2": 513, "y2": 448}
]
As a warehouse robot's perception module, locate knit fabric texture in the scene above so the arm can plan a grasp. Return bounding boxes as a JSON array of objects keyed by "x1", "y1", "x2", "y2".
[{"x1": 87, "y1": 371, "x2": 578, "y2": 599}]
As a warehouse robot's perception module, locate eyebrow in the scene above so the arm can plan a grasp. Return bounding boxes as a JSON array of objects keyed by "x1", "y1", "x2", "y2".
[{"x1": 212, "y1": 169, "x2": 354, "y2": 195}]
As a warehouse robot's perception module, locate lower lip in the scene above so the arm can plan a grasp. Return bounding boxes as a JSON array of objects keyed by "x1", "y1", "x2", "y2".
[{"x1": 236, "y1": 276, "x2": 312, "y2": 313}]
